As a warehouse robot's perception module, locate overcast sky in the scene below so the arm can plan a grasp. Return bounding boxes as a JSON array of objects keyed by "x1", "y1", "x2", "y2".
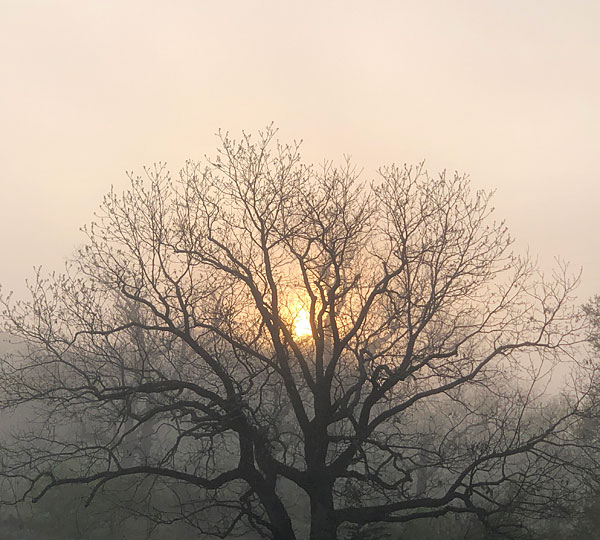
[{"x1": 1, "y1": 0, "x2": 598, "y2": 302}]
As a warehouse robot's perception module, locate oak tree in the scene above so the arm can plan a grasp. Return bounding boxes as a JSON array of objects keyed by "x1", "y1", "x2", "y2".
[{"x1": 0, "y1": 128, "x2": 591, "y2": 540}]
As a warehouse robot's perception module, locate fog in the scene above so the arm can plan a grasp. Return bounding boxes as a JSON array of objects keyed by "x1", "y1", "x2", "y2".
[
  {"x1": 1, "y1": 1, "x2": 599, "y2": 302},
  {"x1": 1, "y1": 3, "x2": 599, "y2": 540}
]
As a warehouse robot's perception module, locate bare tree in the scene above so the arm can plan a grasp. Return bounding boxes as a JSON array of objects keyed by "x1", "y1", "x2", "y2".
[{"x1": 0, "y1": 127, "x2": 593, "y2": 540}]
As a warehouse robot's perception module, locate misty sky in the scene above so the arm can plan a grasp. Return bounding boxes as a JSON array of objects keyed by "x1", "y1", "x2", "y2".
[{"x1": 1, "y1": 0, "x2": 598, "y2": 302}]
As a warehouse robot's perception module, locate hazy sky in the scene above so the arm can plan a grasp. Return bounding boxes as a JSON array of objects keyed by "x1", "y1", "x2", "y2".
[{"x1": 1, "y1": 1, "x2": 598, "y2": 302}]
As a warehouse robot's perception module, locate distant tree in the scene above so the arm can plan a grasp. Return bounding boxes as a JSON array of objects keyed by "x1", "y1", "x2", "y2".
[
  {"x1": 584, "y1": 296, "x2": 600, "y2": 353},
  {"x1": 0, "y1": 127, "x2": 594, "y2": 540},
  {"x1": 575, "y1": 295, "x2": 600, "y2": 524}
]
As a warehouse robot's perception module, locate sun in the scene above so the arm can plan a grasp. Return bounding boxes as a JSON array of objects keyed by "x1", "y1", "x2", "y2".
[{"x1": 293, "y1": 307, "x2": 312, "y2": 338}]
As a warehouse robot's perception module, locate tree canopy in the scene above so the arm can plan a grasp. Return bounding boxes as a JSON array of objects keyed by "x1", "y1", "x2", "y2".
[{"x1": 0, "y1": 128, "x2": 595, "y2": 540}]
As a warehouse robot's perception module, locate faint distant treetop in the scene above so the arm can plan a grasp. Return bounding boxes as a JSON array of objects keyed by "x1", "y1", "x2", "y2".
[{"x1": 584, "y1": 296, "x2": 600, "y2": 352}]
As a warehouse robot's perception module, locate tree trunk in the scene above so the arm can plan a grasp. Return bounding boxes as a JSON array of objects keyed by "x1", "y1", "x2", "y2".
[
  {"x1": 251, "y1": 474, "x2": 297, "y2": 540},
  {"x1": 309, "y1": 484, "x2": 337, "y2": 540},
  {"x1": 270, "y1": 515, "x2": 297, "y2": 540}
]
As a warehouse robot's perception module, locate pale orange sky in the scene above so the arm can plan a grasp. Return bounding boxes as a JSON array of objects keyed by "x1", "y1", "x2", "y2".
[{"x1": 1, "y1": 0, "x2": 599, "y2": 301}]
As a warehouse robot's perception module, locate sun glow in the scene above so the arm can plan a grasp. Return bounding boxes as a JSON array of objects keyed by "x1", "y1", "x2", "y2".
[{"x1": 293, "y1": 307, "x2": 312, "y2": 338}]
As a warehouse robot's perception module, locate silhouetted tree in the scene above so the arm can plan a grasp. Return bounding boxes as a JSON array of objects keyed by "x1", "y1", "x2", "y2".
[{"x1": 0, "y1": 127, "x2": 594, "y2": 540}]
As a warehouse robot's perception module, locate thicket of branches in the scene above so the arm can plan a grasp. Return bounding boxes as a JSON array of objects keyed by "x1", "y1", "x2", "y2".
[{"x1": 0, "y1": 127, "x2": 597, "y2": 540}]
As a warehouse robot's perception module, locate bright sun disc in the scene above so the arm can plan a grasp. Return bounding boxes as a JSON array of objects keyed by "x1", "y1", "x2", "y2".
[{"x1": 294, "y1": 308, "x2": 312, "y2": 337}]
